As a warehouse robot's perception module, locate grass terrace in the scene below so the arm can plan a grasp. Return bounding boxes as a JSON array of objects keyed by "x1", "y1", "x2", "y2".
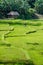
[{"x1": 0, "y1": 19, "x2": 43, "y2": 65}]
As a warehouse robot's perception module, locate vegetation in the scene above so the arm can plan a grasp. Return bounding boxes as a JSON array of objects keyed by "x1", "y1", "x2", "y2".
[
  {"x1": 0, "y1": 0, "x2": 43, "y2": 65},
  {"x1": 0, "y1": 0, "x2": 43, "y2": 19},
  {"x1": 0, "y1": 19, "x2": 43, "y2": 65},
  {"x1": 35, "y1": 0, "x2": 43, "y2": 14},
  {"x1": 0, "y1": 0, "x2": 36, "y2": 19}
]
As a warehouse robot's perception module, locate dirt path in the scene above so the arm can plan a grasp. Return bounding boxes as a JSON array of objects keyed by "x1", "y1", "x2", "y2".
[{"x1": 35, "y1": 13, "x2": 43, "y2": 19}]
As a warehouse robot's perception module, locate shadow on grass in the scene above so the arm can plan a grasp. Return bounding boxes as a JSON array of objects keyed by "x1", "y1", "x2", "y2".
[
  {"x1": 9, "y1": 22, "x2": 42, "y2": 26},
  {"x1": 5, "y1": 30, "x2": 37, "y2": 38},
  {"x1": 0, "y1": 60, "x2": 35, "y2": 65},
  {"x1": 0, "y1": 20, "x2": 42, "y2": 26},
  {"x1": 30, "y1": 47, "x2": 36, "y2": 50},
  {"x1": 40, "y1": 52, "x2": 43, "y2": 55},
  {"x1": 26, "y1": 42, "x2": 39, "y2": 46},
  {"x1": 33, "y1": 43, "x2": 39, "y2": 45},
  {"x1": 26, "y1": 31, "x2": 37, "y2": 34},
  {"x1": 4, "y1": 35, "x2": 26, "y2": 38},
  {"x1": 0, "y1": 43, "x2": 11, "y2": 47}
]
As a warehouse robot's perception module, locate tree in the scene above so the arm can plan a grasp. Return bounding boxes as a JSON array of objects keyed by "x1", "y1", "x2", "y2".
[
  {"x1": 35, "y1": 0, "x2": 43, "y2": 14},
  {"x1": 0, "y1": 0, "x2": 35, "y2": 19},
  {"x1": 0, "y1": 0, "x2": 30, "y2": 18},
  {"x1": 26, "y1": 0, "x2": 36, "y2": 8}
]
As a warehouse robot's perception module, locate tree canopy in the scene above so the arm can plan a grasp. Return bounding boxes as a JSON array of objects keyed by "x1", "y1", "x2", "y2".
[
  {"x1": 0, "y1": 0, "x2": 43, "y2": 19},
  {"x1": 35, "y1": 0, "x2": 43, "y2": 14}
]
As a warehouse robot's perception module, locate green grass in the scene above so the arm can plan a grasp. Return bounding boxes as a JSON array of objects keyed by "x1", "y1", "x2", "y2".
[{"x1": 0, "y1": 19, "x2": 43, "y2": 65}]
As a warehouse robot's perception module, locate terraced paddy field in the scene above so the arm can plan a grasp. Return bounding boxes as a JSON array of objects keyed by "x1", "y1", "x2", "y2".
[{"x1": 0, "y1": 19, "x2": 43, "y2": 65}]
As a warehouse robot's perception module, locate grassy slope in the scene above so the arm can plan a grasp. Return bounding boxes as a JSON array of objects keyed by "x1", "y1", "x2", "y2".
[{"x1": 0, "y1": 19, "x2": 43, "y2": 65}]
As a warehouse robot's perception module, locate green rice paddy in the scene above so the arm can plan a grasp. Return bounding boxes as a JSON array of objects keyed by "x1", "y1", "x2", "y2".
[{"x1": 0, "y1": 19, "x2": 43, "y2": 65}]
